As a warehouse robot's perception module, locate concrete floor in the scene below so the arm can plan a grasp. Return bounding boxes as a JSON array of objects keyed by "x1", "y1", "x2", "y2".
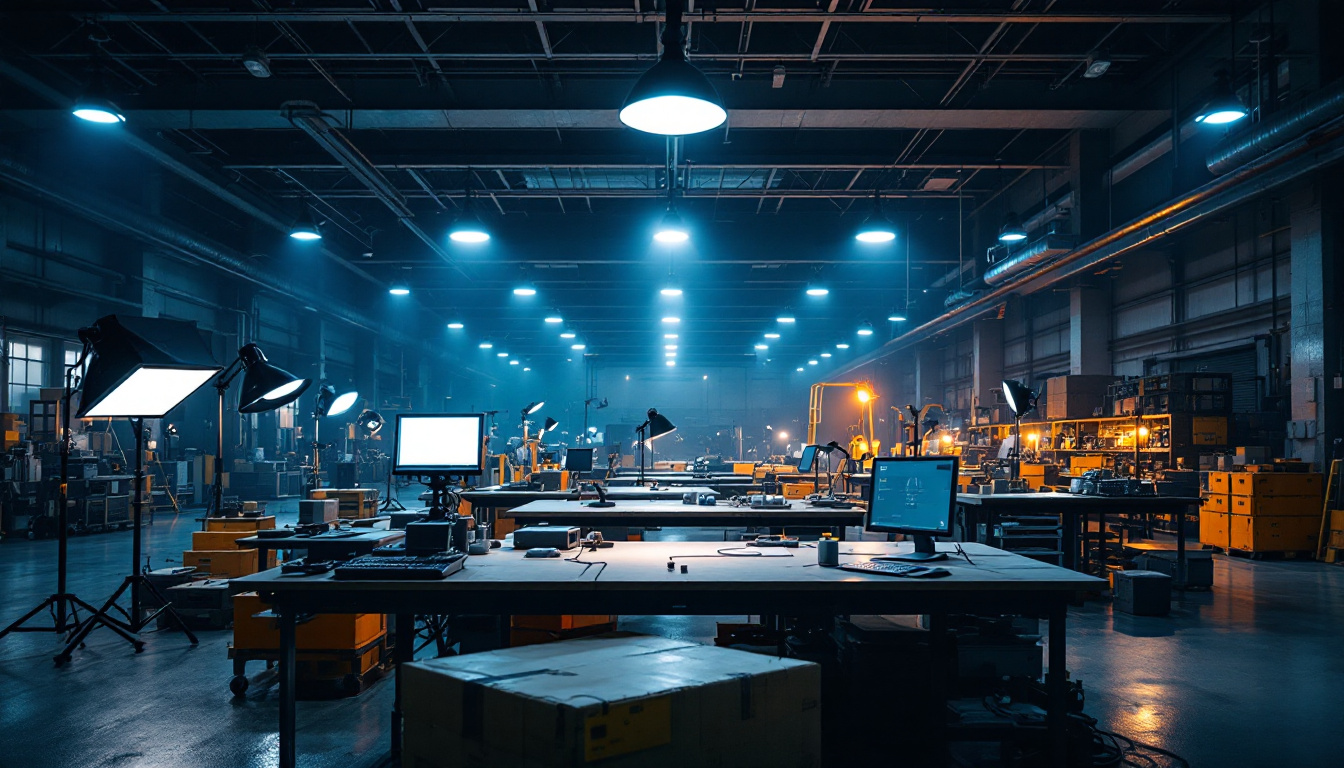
[{"x1": 2, "y1": 499, "x2": 1343, "y2": 768}]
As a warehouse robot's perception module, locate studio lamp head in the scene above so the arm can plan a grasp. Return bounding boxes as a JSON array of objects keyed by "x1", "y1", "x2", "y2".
[
  {"x1": 314, "y1": 383, "x2": 359, "y2": 418},
  {"x1": 645, "y1": 408, "x2": 677, "y2": 441},
  {"x1": 236, "y1": 344, "x2": 311, "y2": 413},
  {"x1": 1001, "y1": 379, "x2": 1038, "y2": 418},
  {"x1": 356, "y1": 409, "x2": 385, "y2": 435},
  {"x1": 76, "y1": 316, "x2": 221, "y2": 419}
]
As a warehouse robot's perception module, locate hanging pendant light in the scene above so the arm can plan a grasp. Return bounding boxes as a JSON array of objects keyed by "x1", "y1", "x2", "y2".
[
  {"x1": 1194, "y1": 71, "x2": 1248, "y2": 125},
  {"x1": 619, "y1": 0, "x2": 726, "y2": 136},
  {"x1": 653, "y1": 203, "x2": 690, "y2": 243},
  {"x1": 449, "y1": 190, "x2": 491, "y2": 243},
  {"x1": 854, "y1": 193, "x2": 897, "y2": 243},
  {"x1": 998, "y1": 212, "x2": 1027, "y2": 243}
]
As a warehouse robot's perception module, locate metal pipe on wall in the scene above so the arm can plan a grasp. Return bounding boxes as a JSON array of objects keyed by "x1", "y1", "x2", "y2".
[{"x1": 1206, "y1": 79, "x2": 1344, "y2": 175}]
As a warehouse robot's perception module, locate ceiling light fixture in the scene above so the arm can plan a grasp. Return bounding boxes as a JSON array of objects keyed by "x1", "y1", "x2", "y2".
[
  {"x1": 998, "y1": 212, "x2": 1028, "y2": 243},
  {"x1": 1195, "y1": 71, "x2": 1248, "y2": 125},
  {"x1": 808, "y1": 359, "x2": 819, "y2": 366},
  {"x1": 660, "y1": 286, "x2": 684, "y2": 296},
  {"x1": 448, "y1": 190, "x2": 491, "y2": 243},
  {"x1": 479, "y1": 342, "x2": 494, "y2": 349},
  {"x1": 666, "y1": 360, "x2": 677, "y2": 366},
  {"x1": 754, "y1": 344, "x2": 768, "y2": 350},
  {"x1": 857, "y1": 322, "x2": 875, "y2": 336},
  {"x1": 388, "y1": 280, "x2": 410, "y2": 296},
  {"x1": 288, "y1": 205, "x2": 322, "y2": 241},
  {"x1": 806, "y1": 284, "x2": 829, "y2": 297},
  {"x1": 242, "y1": 47, "x2": 273, "y2": 78},
  {"x1": 497, "y1": 352, "x2": 509, "y2": 358},
  {"x1": 665, "y1": 345, "x2": 678, "y2": 350},
  {"x1": 560, "y1": 331, "x2": 577, "y2": 339},
  {"x1": 777, "y1": 315, "x2": 796, "y2": 323},
  {"x1": 821, "y1": 352, "x2": 832, "y2": 358},
  {"x1": 509, "y1": 360, "x2": 520, "y2": 365},
  {"x1": 513, "y1": 286, "x2": 537, "y2": 296},
  {"x1": 664, "y1": 333, "x2": 678, "y2": 339},
  {"x1": 618, "y1": 0, "x2": 726, "y2": 136},
  {"x1": 571, "y1": 344, "x2": 586, "y2": 350},
  {"x1": 836, "y1": 343, "x2": 850, "y2": 349},
  {"x1": 764, "y1": 333, "x2": 780, "y2": 339},
  {"x1": 654, "y1": 204, "x2": 690, "y2": 244},
  {"x1": 72, "y1": 92, "x2": 126, "y2": 124},
  {"x1": 854, "y1": 192, "x2": 897, "y2": 243},
  {"x1": 447, "y1": 322, "x2": 464, "y2": 329},
  {"x1": 1083, "y1": 50, "x2": 1111, "y2": 79},
  {"x1": 662, "y1": 316, "x2": 680, "y2": 324},
  {"x1": 544, "y1": 313, "x2": 563, "y2": 323},
  {"x1": 888, "y1": 311, "x2": 908, "y2": 322}
]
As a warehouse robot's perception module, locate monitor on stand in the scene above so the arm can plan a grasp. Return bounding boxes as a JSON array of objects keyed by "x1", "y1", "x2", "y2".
[
  {"x1": 565, "y1": 447, "x2": 595, "y2": 474},
  {"x1": 393, "y1": 412, "x2": 485, "y2": 522},
  {"x1": 865, "y1": 455, "x2": 958, "y2": 562}
]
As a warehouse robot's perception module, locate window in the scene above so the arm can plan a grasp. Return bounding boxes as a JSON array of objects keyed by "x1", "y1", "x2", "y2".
[
  {"x1": 64, "y1": 344, "x2": 89, "y2": 385},
  {"x1": 7, "y1": 339, "x2": 46, "y2": 412}
]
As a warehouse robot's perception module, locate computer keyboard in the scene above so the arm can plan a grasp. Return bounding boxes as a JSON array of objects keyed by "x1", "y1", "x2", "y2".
[
  {"x1": 838, "y1": 560, "x2": 949, "y2": 578},
  {"x1": 333, "y1": 553, "x2": 466, "y2": 580}
]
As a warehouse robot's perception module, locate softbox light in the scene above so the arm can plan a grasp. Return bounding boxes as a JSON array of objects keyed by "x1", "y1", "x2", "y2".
[{"x1": 77, "y1": 315, "x2": 221, "y2": 419}]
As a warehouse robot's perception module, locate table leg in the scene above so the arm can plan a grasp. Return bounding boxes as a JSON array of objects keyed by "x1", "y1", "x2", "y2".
[
  {"x1": 927, "y1": 614, "x2": 950, "y2": 761},
  {"x1": 1062, "y1": 512, "x2": 1078, "y2": 572},
  {"x1": 1047, "y1": 602, "x2": 1068, "y2": 768},
  {"x1": 278, "y1": 605, "x2": 297, "y2": 768},
  {"x1": 392, "y1": 612, "x2": 414, "y2": 758},
  {"x1": 1175, "y1": 503, "x2": 1188, "y2": 590}
]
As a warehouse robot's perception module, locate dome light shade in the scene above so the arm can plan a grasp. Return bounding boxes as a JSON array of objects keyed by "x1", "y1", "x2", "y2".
[
  {"x1": 1195, "y1": 72, "x2": 1248, "y2": 124},
  {"x1": 288, "y1": 206, "x2": 323, "y2": 240},
  {"x1": 854, "y1": 194, "x2": 896, "y2": 243},
  {"x1": 388, "y1": 280, "x2": 410, "y2": 296},
  {"x1": 998, "y1": 212, "x2": 1027, "y2": 243},
  {"x1": 619, "y1": 0, "x2": 725, "y2": 136},
  {"x1": 449, "y1": 204, "x2": 490, "y2": 243},
  {"x1": 888, "y1": 311, "x2": 908, "y2": 322},
  {"x1": 660, "y1": 286, "x2": 683, "y2": 296},
  {"x1": 72, "y1": 95, "x2": 126, "y2": 124},
  {"x1": 1001, "y1": 379, "x2": 1038, "y2": 417},
  {"x1": 356, "y1": 409, "x2": 384, "y2": 435},
  {"x1": 513, "y1": 286, "x2": 537, "y2": 296},
  {"x1": 237, "y1": 344, "x2": 311, "y2": 413},
  {"x1": 315, "y1": 384, "x2": 360, "y2": 418},
  {"x1": 806, "y1": 284, "x2": 829, "y2": 297},
  {"x1": 777, "y1": 315, "x2": 796, "y2": 323},
  {"x1": 653, "y1": 206, "x2": 690, "y2": 243},
  {"x1": 857, "y1": 322, "x2": 875, "y2": 336}
]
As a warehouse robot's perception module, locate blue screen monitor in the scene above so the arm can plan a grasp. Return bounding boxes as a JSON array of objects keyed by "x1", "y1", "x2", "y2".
[
  {"x1": 866, "y1": 456, "x2": 958, "y2": 561},
  {"x1": 798, "y1": 445, "x2": 819, "y2": 473}
]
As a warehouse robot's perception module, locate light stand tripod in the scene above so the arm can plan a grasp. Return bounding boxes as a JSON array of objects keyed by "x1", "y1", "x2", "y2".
[
  {"x1": 636, "y1": 421, "x2": 649, "y2": 487},
  {"x1": 55, "y1": 418, "x2": 199, "y2": 664},
  {"x1": 0, "y1": 353, "x2": 111, "y2": 651},
  {"x1": 380, "y1": 464, "x2": 407, "y2": 511}
]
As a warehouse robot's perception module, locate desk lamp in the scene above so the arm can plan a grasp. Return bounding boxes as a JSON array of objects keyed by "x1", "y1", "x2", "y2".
[
  {"x1": 308, "y1": 383, "x2": 359, "y2": 493},
  {"x1": 636, "y1": 408, "x2": 677, "y2": 486},
  {"x1": 208, "y1": 344, "x2": 311, "y2": 516},
  {"x1": 37, "y1": 316, "x2": 220, "y2": 663}
]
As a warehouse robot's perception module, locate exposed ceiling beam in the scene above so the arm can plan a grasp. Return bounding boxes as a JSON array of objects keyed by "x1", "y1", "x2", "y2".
[
  {"x1": 32, "y1": 51, "x2": 1149, "y2": 64},
  {"x1": 79, "y1": 11, "x2": 1231, "y2": 25}
]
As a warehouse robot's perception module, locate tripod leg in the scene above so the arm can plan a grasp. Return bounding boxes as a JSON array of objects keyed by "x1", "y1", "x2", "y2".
[
  {"x1": 55, "y1": 579, "x2": 144, "y2": 665},
  {"x1": 0, "y1": 596, "x2": 60, "y2": 638},
  {"x1": 136, "y1": 578, "x2": 199, "y2": 644}
]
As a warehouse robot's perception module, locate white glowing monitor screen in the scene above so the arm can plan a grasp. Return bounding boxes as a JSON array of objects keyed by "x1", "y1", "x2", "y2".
[
  {"x1": 393, "y1": 413, "x2": 485, "y2": 476},
  {"x1": 83, "y1": 367, "x2": 218, "y2": 418}
]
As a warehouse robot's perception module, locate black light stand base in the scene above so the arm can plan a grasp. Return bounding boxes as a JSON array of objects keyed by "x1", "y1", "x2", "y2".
[
  {"x1": 54, "y1": 575, "x2": 199, "y2": 666},
  {"x1": 0, "y1": 593, "x2": 98, "y2": 640},
  {"x1": 380, "y1": 469, "x2": 408, "y2": 512}
]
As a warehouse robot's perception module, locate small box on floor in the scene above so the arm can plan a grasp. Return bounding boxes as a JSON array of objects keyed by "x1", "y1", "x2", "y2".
[
  {"x1": 298, "y1": 498, "x2": 339, "y2": 525},
  {"x1": 1113, "y1": 570, "x2": 1171, "y2": 616},
  {"x1": 401, "y1": 633, "x2": 821, "y2": 768},
  {"x1": 1135, "y1": 550, "x2": 1214, "y2": 588}
]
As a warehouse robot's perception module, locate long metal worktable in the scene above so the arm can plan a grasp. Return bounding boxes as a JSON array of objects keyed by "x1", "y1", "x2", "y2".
[
  {"x1": 507, "y1": 498, "x2": 866, "y2": 535},
  {"x1": 235, "y1": 540, "x2": 1104, "y2": 768},
  {"x1": 954, "y1": 492, "x2": 1201, "y2": 585}
]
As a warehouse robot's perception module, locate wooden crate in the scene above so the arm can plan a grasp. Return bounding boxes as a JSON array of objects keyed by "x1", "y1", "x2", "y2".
[
  {"x1": 1199, "y1": 511, "x2": 1230, "y2": 549},
  {"x1": 1230, "y1": 495, "x2": 1319, "y2": 517},
  {"x1": 311, "y1": 488, "x2": 380, "y2": 519},
  {"x1": 1228, "y1": 514, "x2": 1319, "y2": 552},
  {"x1": 1230, "y1": 473, "x2": 1323, "y2": 498},
  {"x1": 1201, "y1": 494, "x2": 1231, "y2": 514}
]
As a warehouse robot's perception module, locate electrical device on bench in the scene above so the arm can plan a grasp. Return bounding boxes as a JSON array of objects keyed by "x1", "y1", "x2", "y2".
[
  {"x1": 865, "y1": 455, "x2": 958, "y2": 562},
  {"x1": 392, "y1": 413, "x2": 485, "y2": 555},
  {"x1": 564, "y1": 447, "x2": 595, "y2": 474}
]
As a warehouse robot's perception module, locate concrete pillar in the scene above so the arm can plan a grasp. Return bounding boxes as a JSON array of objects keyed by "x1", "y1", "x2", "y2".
[
  {"x1": 972, "y1": 319, "x2": 1004, "y2": 424},
  {"x1": 1070, "y1": 286, "x2": 1111, "y2": 376},
  {"x1": 1288, "y1": 181, "x2": 1344, "y2": 466},
  {"x1": 914, "y1": 347, "x2": 942, "y2": 408},
  {"x1": 1069, "y1": 131, "x2": 1110, "y2": 241}
]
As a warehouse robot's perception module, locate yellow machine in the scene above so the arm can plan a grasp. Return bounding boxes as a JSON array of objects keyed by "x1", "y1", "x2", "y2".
[{"x1": 807, "y1": 382, "x2": 880, "y2": 467}]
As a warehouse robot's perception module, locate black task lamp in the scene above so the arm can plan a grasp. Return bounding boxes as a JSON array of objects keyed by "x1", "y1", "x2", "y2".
[
  {"x1": 356, "y1": 409, "x2": 385, "y2": 435},
  {"x1": 636, "y1": 408, "x2": 677, "y2": 487},
  {"x1": 308, "y1": 383, "x2": 359, "y2": 493},
  {"x1": 6, "y1": 316, "x2": 222, "y2": 664},
  {"x1": 208, "y1": 344, "x2": 311, "y2": 516},
  {"x1": 1001, "y1": 379, "x2": 1038, "y2": 485}
]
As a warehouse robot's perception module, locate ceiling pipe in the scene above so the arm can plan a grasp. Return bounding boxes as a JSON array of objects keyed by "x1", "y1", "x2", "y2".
[
  {"x1": 982, "y1": 233, "x2": 1076, "y2": 286},
  {"x1": 0, "y1": 152, "x2": 495, "y2": 379},
  {"x1": 0, "y1": 60, "x2": 383, "y2": 288},
  {"x1": 283, "y1": 102, "x2": 468, "y2": 279},
  {"x1": 833, "y1": 115, "x2": 1344, "y2": 379},
  {"x1": 1207, "y1": 78, "x2": 1344, "y2": 175}
]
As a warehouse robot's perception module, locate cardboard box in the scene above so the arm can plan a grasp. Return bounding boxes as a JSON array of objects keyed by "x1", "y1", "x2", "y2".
[
  {"x1": 1330, "y1": 509, "x2": 1344, "y2": 532},
  {"x1": 182, "y1": 549, "x2": 259, "y2": 578},
  {"x1": 1230, "y1": 495, "x2": 1319, "y2": 517},
  {"x1": 1207, "y1": 471, "x2": 1231, "y2": 495},
  {"x1": 401, "y1": 634, "x2": 821, "y2": 768},
  {"x1": 206, "y1": 515, "x2": 276, "y2": 532},
  {"x1": 299, "y1": 498, "x2": 339, "y2": 525},
  {"x1": 1046, "y1": 374, "x2": 1114, "y2": 397},
  {"x1": 232, "y1": 592, "x2": 385, "y2": 651},
  {"x1": 1199, "y1": 511, "x2": 1230, "y2": 549},
  {"x1": 1329, "y1": 529, "x2": 1344, "y2": 549},
  {"x1": 732, "y1": 462, "x2": 756, "y2": 475},
  {"x1": 1070, "y1": 455, "x2": 1107, "y2": 472},
  {"x1": 1229, "y1": 472, "x2": 1323, "y2": 498},
  {"x1": 1201, "y1": 494, "x2": 1231, "y2": 514},
  {"x1": 1044, "y1": 393, "x2": 1104, "y2": 420},
  {"x1": 1227, "y1": 514, "x2": 1320, "y2": 552},
  {"x1": 192, "y1": 530, "x2": 253, "y2": 550}
]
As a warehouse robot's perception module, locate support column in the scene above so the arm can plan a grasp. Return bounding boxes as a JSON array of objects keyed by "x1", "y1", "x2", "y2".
[
  {"x1": 1069, "y1": 131, "x2": 1110, "y2": 241},
  {"x1": 1070, "y1": 286, "x2": 1111, "y2": 376},
  {"x1": 972, "y1": 319, "x2": 1004, "y2": 425},
  {"x1": 1288, "y1": 181, "x2": 1344, "y2": 466},
  {"x1": 915, "y1": 347, "x2": 942, "y2": 409}
]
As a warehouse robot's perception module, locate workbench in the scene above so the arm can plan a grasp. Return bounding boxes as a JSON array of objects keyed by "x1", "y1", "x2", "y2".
[
  {"x1": 442, "y1": 484, "x2": 718, "y2": 511},
  {"x1": 605, "y1": 473, "x2": 759, "y2": 491},
  {"x1": 232, "y1": 530, "x2": 405, "y2": 560},
  {"x1": 954, "y1": 493, "x2": 1201, "y2": 586},
  {"x1": 507, "y1": 498, "x2": 866, "y2": 535},
  {"x1": 234, "y1": 540, "x2": 1103, "y2": 768}
]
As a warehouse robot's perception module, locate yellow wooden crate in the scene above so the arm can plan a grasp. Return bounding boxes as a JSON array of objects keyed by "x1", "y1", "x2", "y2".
[
  {"x1": 1229, "y1": 472, "x2": 1323, "y2": 498},
  {"x1": 1070, "y1": 455, "x2": 1107, "y2": 472},
  {"x1": 1207, "y1": 471, "x2": 1231, "y2": 495},
  {"x1": 1199, "y1": 511, "x2": 1230, "y2": 549},
  {"x1": 1230, "y1": 495, "x2": 1319, "y2": 517},
  {"x1": 1201, "y1": 494, "x2": 1231, "y2": 514},
  {"x1": 205, "y1": 515, "x2": 276, "y2": 532},
  {"x1": 1227, "y1": 514, "x2": 1319, "y2": 552}
]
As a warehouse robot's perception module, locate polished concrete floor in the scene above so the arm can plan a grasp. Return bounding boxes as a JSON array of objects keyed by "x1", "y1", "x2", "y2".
[{"x1": 2, "y1": 498, "x2": 1343, "y2": 767}]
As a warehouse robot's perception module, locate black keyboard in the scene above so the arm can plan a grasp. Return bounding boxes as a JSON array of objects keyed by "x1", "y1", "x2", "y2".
[
  {"x1": 838, "y1": 560, "x2": 936, "y2": 577},
  {"x1": 333, "y1": 553, "x2": 466, "y2": 580}
]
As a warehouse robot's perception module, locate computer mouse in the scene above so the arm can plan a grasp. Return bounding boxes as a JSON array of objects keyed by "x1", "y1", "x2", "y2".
[
  {"x1": 909, "y1": 567, "x2": 953, "y2": 578},
  {"x1": 524, "y1": 547, "x2": 561, "y2": 558}
]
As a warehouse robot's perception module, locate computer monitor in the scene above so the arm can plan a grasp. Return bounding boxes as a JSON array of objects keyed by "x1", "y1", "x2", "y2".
[
  {"x1": 798, "y1": 445, "x2": 819, "y2": 473},
  {"x1": 565, "y1": 447, "x2": 595, "y2": 473},
  {"x1": 392, "y1": 413, "x2": 485, "y2": 476},
  {"x1": 865, "y1": 455, "x2": 958, "y2": 562}
]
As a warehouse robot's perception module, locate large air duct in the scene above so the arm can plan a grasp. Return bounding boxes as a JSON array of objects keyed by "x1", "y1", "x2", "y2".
[
  {"x1": 982, "y1": 233, "x2": 1076, "y2": 286},
  {"x1": 1206, "y1": 79, "x2": 1344, "y2": 175}
]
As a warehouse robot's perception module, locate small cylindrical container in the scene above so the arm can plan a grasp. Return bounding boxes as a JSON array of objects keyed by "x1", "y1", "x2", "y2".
[{"x1": 818, "y1": 537, "x2": 839, "y2": 567}]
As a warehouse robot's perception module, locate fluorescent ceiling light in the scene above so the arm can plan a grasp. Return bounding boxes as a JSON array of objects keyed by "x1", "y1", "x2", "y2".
[
  {"x1": 806, "y1": 286, "x2": 829, "y2": 296},
  {"x1": 447, "y1": 322, "x2": 464, "y2": 329}
]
